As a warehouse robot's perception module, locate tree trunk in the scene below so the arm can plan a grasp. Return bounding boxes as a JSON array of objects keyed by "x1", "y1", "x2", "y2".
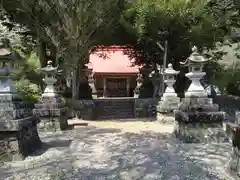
[
  {"x1": 72, "y1": 53, "x2": 89, "y2": 100},
  {"x1": 50, "y1": 44, "x2": 57, "y2": 65},
  {"x1": 38, "y1": 38, "x2": 47, "y2": 68}
]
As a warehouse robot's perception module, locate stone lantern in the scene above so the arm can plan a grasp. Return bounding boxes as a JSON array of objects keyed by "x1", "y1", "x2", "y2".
[
  {"x1": 34, "y1": 60, "x2": 68, "y2": 131},
  {"x1": 0, "y1": 39, "x2": 20, "y2": 97},
  {"x1": 38, "y1": 60, "x2": 62, "y2": 98},
  {"x1": 0, "y1": 38, "x2": 41, "y2": 160},
  {"x1": 180, "y1": 46, "x2": 209, "y2": 97},
  {"x1": 157, "y1": 63, "x2": 180, "y2": 113},
  {"x1": 174, "y1": 45, "x2": 227, "y2": 143},
  {"x1": 134, "y1": 71, "x2": 143, "y2": 98},
  {"x1": 149, "y1": 64, "x2": 161, "y2": 98},
  {"x1": 162, "y1": 64, "x2": 179, "y2": 97},
  {"x1": 84, "y1": 62, "x2": 97, "y2": 98}
]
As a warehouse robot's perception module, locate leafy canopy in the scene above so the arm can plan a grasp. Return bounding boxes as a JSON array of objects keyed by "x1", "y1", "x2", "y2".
[{"x1": 121, "y1": 0, "x2": 231, "y2": 66}]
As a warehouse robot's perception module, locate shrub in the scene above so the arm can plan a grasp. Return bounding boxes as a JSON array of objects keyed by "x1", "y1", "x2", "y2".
[{"x1": 15, "y1": 79, "x2": 41, "y2": 103}]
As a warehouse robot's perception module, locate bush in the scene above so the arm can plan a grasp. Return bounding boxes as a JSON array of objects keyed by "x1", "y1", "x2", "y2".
[
  {"x1": 213, "y1": 61, "x2": 240, "y2": 96},
  {"x1": 15, "y1": 79, "x2": 41, "y2": 103}
]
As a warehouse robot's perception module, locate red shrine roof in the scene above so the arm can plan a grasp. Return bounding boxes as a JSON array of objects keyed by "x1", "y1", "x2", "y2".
[{"x1": 89, "y1": 46, "x2": 139, "y2": 74}]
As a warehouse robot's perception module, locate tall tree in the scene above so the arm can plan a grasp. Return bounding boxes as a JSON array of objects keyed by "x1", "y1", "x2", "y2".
[
  {"x1": 120, "y1": 0, "x2": 234, "y2": 94},
  {"x1": 1, "y1": 0, "x2": 122, "y2": 99}
]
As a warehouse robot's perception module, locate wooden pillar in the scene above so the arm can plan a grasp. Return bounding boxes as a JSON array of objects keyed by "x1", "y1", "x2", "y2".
[
  {"x1": 126, "y1": 77, "x2": 130, "y2": 97},
  {"x1": 103, "y1": 77, "x2": 107, "y2": 97}
]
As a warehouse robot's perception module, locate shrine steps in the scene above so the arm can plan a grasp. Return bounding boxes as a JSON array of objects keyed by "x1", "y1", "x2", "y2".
[{"x1": 95, "y1": 98, "x2": 135, "y2": 120}]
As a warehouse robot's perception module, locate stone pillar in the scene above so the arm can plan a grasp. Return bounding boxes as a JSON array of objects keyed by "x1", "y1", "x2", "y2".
[
  {"x1": 157, "y1": 63, "x2": 180, "y2": 114},
  {"x1": 85, "y1": 66, "x2": 97, "y2": 98},
  {"x1": 34, "y1": 61, "x2": 68, "y2": 131},
  {"x1": 149, "y1": 67, "x2": 161, "y2": 98},
  {"x1": 103, "y1": 77, "x2": 107, "y2": 97},
  {"x1": 0, "y1": 39, "x2": 41, "y2": 160},
  {"x1": 134, "y1": 73, "x2": 143, "y2": 98},
  {"x1": 174, "y1": 46, "x2": 227, "y2": 143}
]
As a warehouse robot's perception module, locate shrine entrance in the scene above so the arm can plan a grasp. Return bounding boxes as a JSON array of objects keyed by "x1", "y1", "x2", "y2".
[{"x1": 106, "y1": 78, "x2": 127, "y2": 97}]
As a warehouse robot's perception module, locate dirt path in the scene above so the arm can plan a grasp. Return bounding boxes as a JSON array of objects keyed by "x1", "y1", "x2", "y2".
[{"x1": 0, "y1": 118, "x2": 236, "y2": 180}]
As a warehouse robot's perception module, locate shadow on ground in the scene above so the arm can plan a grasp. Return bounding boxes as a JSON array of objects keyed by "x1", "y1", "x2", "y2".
[{"x1": 0, "y1": 126, "x2": 234, "y2": 180}]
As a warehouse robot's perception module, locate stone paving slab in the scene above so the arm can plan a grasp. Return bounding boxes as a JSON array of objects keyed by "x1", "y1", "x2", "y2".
[{"x1": 0, "y1": 119, "x2": 237, "y2": 180}]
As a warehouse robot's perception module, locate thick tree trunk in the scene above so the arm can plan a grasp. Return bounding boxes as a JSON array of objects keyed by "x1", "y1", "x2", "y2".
[{"x1": 72, "y1": 61, "x2": 84, "y2": 100}]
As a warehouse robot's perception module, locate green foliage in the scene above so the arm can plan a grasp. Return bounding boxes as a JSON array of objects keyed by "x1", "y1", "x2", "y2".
[
  {"x1": 121, "y1": 0, "x2": 230, "y2": 66},
  {"x1": 216, "y1": 63, "x2": 240, "y2": 96},
  {"x1": 15, "y1": 79, "x2": 41, "y2": 103}
]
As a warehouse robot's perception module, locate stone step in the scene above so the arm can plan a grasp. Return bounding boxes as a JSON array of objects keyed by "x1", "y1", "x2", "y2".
[
  {"x1": 97, "y1": 115, "x2": 134, "y2": 120},
  {"x1": 95, "y1": 99, "x2": 135, "y2": 119}
]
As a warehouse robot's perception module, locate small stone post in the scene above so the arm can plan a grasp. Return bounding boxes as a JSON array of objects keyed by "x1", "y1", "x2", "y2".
[
  {"x1": 0, "y1": 39, "x2": 41, "y2": 160},
  {"x1": 85, "y1": 63, "x2": 97, "y2": 98},
  {"x1": 157, "y1": 63, "x2": 180, "y2": 114},
  {"x1": 174, "y1": 46, "x2": 227, "y2": 143},
  {"x1": 149, "y1": 65, "x2": 161, "y2": 98},
  {"x1": 134, "y1": 72, "x2": 143, "y2": 98},
  {"x1": 34, "y1": 61, "x2": 68, "y2": 131}
]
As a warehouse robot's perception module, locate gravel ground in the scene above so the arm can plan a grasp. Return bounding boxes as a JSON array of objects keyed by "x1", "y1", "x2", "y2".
[{"x1": 0, "y1": 119, "x2": 237, "y2": 180}]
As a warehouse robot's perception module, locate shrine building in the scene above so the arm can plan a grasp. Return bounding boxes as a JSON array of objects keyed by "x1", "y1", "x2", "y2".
[{"x1": 88, "y1": 46, "x2": 139, "y2": 97}]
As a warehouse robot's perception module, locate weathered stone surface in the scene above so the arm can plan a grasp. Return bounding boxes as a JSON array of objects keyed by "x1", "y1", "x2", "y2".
[
  {"x1": 72, "y1": 100, "x2": 95, "y2": 120},
  {"x1": 174, "y1": 96, "x2": 227, "y2": 143},
  {"x1": 135, "y1": 98, "x2": 157, "y2": 118},
  {"x1": 34, "y1": 96, "x2": 68, "y2": 131},
  {"x1": 178, "y1": 97, "x2": 218, "y2": 112},
  {"x1": 229, "y1": 120, "x2": 240, "y2": 176},
  {"x1": 95, "y1": 98, "x2": 134, "y2": 120},
  {"x1": 37, "y1": 118, "x2": 64, "y2": 131},
  {"x1": 0, "y1": 99, "x2": 33, "y2": 120},
  {"x1": 0, "y1": 116, "x2": 41, "y2": 161},
  {"x1": 157, "y1": 95, "x2": 180, "y2": 113},
  {"x1": 174, "y1": 110, "x2": 225, "y2": 123},
  {"x1": 72, "y1": 98, "x2": 157, "y2": 120},
  {"x1": 174, "y1": 121, "x2": 228, "y2": 143}
]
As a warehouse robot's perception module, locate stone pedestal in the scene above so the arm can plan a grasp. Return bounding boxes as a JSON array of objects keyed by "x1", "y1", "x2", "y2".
[
  {"x1": 157, "y1": 95, "x2": 180, "y2": 113},
  {"x1": 34, "y1": 95, "x2": 68, "y2": 131},
  {"x1": 85, "y1": 64, "x2": 97, "y2": 98},
  {"x1": 174, "y1": 97, "x2": 227, "y2": 143},
  {"x1": 228, "y1": 112, "x2": 240, "y2": 175},
  {"x1": 0, "y1": 96, "x2": 41, "y2": 160},
  {"x1": 0, "y1": 39, "x2": 41, "y2": 160}
]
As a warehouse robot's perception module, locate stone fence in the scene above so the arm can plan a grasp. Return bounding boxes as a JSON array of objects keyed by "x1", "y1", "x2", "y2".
[
  {"x1": 71, "y1": 98, "x2": 157, "y2": 120},
  {"x1": 69, "y1": 95, "x2": 240, "y2": 121}
]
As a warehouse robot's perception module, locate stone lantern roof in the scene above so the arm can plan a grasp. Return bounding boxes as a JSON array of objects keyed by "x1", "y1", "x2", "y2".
[
  {"x1": 38, "y1": 60, "x2": 62, "y2": 75},
  {"x1": 0, "y1": 38, "x2": 13, "y2": 60},
  {"x1": 0, "y1": 38, "x2": 23, "y2": 63},
  {"x1": 164, "y1": 63, "x2": 179, "y2": 75},
  {"x1": 180, "y1": 46, "x2": 209, "y2": 66}
]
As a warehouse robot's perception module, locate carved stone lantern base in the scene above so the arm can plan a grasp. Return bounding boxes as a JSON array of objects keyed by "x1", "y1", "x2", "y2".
[
  {"x1": 34, "y1": 95, "x2": 68, "y2": 132},
  {"x1": 157, "y1": 95, "x2": 180, "y2": 113},
  {"x1": 174, "y1": 97, "x2": 228, "y2": 143}
]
